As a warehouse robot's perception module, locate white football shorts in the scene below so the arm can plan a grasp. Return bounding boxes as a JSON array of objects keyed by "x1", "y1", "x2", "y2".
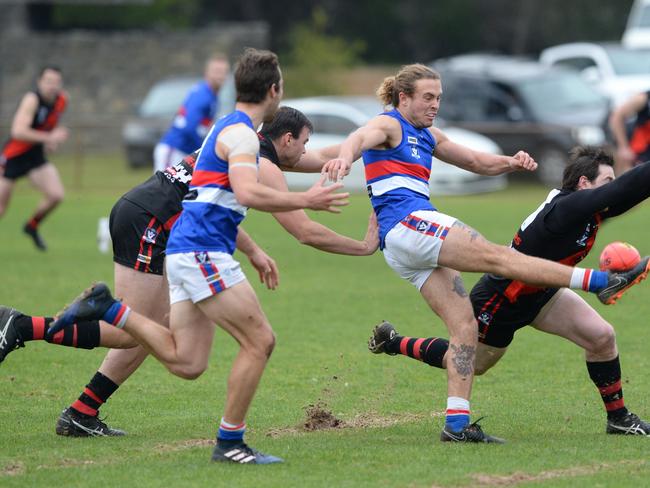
[
  {"x1": 383, "y1": 210, "x2": 457, "y2": 290},
  {"x1": 166, "y1": 251, "x2": 246, "y2": 304}
]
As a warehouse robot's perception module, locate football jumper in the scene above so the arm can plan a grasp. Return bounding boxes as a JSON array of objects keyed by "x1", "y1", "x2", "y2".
[
  {"x1": 160, "y1": 81, "x2": 218, "y2": 155},
  {"x1": 362, "y1": 109, "x2": 437, "y2": 249},
  {"x1": 473, "y1": 161, "x2": 650, "y2": 347}
]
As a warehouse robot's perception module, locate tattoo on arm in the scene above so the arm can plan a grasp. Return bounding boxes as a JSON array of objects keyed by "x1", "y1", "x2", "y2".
[
  {"x1": 449, "y1": 343, "x2": 475, "y2": 377},
  {"x1": 452, "y1": 275, "x2": 468, "y2": 297},
  {"x1": 452, "y1": 220, "x2": 481, "y2": 242}
]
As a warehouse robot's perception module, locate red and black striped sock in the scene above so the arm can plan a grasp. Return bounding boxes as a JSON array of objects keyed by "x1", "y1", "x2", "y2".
[
  {"x1": 13, "y1": 313, "x2": 100, "y2": 349},
  {"x1": 25, "y1": 209, "x2": 49, "y2": 230},
  {"x1": 70, "y1": 372, "x2": 120, "y2": 417},
  {"x1": 388, "y1": 335, "x2": 449, "y2": 369},
  {"x1": 586, "y1": 356, "x2": 628, "y2": 420}
]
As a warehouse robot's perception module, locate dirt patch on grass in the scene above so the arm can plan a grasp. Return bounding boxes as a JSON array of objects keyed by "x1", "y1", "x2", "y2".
[
  {"x1": 266, "y1": 403, "x2": 444, "y2": 437},
  {"x1": 154, "y1": 438, "x2": 214, "y2": 453},
  {"x1": 304, "y1": 402, "x2": 345, "y2": 431},
  {"x1": 2, "y1": 462, "x2": 25, "y2": 476},
  {"x1": 468, "y1": 459, "x2": 647, "y2": 487}
]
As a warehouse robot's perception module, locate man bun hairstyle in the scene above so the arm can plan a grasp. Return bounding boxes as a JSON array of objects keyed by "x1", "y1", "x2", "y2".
[
  {"x1": 235, "y1": 48, "x2": 281, "y2": 104},
  {"x1": 377, "y1": 64, "x2": 440, "y2": 107},
  {"x1": 561, "y1": 145, "x2": 614, "y2": 191}
]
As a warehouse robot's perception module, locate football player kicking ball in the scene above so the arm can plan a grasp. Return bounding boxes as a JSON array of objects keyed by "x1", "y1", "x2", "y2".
[{"x1": 369, "y1": 146, "x2": 650, "y2": 437}]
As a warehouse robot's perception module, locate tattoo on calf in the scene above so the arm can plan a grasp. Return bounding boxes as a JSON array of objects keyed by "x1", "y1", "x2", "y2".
[
  {"x1": 450, "y1": 343, "x2": 475, "y2": 377},
  {"x1": 452, "y1": 276, "x2": 468, "y2": 297}
]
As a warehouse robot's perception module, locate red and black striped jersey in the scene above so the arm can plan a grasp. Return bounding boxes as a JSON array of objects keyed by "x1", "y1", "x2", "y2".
[
  {"x1": 1, "y1": 90, "x2": 67, "y2": 160},
  {"x1": 629, "y1": 91, "x2": 650, "y2": 164}
]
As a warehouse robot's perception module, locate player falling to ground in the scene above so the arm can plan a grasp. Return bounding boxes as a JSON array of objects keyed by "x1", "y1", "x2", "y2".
[
  {"x1": 2, "y1": 49, "x2": 358, "y2": 465},
  {"x1": 369, "y1": 147, "x2": 650, "y2": 436},
  {"x1": 0, "y1": 106, "x2": 376, "y2": 439},
  {"x1": 322, "y1": 64, "x2": 650, "y2": 444},
  {"x1": 0, "y1": 66, "x2": 68, "y2": 251},
  {"x1": 154, "y1": 54, "x2": 230, "y2": 172}
]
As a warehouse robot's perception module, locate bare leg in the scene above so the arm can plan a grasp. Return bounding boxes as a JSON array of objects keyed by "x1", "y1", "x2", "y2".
[
  {"x1": 419, "y1": 267, "x2": 477, "y2": 400},
  {"x1": 96, "y1": 264, "x2": 170, "y2": 384},
  {"x1": 532, "y1": 289, "x2": 617, "y2": 361},
  {"x1": 439, "y1": 221, "x2": 575, "y2": 288},
  {"x1": 27, "y1": 163, "x2": 65, "y2": 221},
  {"x1": 0, "y1": 176, "x2": 15, "y2": 217}
]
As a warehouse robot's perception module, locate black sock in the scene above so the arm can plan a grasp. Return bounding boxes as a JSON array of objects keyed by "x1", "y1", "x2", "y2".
[
  {"x1": 387, "y1": 335, "x2": 449, "y2": 369},
  {"x1": 13, "y1": 313, "x2": 100, "y2": 349},
  {"x1": 70, "y1": 372, "x2": 120, "y2": 417},
  {"x1": 586, "y1": 356, "x2": 628, "y2": 420}
]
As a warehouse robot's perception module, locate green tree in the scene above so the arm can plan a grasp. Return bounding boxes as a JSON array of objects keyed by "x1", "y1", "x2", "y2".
[{"x1": 282, "y1": 8, "x2": 365, "y2": 97}]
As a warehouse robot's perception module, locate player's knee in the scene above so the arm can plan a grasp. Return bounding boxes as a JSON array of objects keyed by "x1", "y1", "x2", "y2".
[
  {"x1": 169, "y1": 361, "x2": 207, "y2": 380},
  {"x1": 48, "y1": 190, "x2": 64, "y2": 206},
  {"x1": 589, "y1": 324, "x2": 616, "y2": 355}
]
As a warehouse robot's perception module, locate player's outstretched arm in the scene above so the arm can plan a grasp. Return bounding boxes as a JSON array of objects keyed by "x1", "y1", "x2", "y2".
[
  {"x1": 322, "y1": 116, "x2": 396, "y2": 181},
  {"x1": 285, "y1": 144, "x2": 342, "y2": 173},
  {"x1": 220, "y1": 124, "x2": 349, "y2": 213},
  {"x1": 235, "y1": 226, "x2": 279, "y2": 289},
  {"x1": 259, "y1": 159, "x2": 378, "y2": 255},
  {"x1": 430, "y1": 127, "x2": 536, "y2": 176}
]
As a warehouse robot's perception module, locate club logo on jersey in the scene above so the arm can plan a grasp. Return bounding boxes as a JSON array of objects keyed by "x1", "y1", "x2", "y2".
[
  {"x1": 165, "y1": 162, "x2": 193, "y2": 184},
  {"x1": 411, "y1": 146, "x2": 421, "y2": 159},
  {"x1": 36, "y1": 107, "x2": 48, "y2": 124},
  {"x1": 416, "y1": 220, "x2": 431, "y2": 233},
  {"x1": 576, "y1": 223, "x2": 591, "y2": 247},
  {"x1": 144, "y1": 227, "x2": 158, "y2": 244}
]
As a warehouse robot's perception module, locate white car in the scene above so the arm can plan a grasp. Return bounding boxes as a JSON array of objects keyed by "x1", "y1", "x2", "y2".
[
  {"x1": 539, "y1": 42, "x2": 650, "y2": 107},
  {"x1": 623, "y1": 0, "x2": 650, "y2": 48},
  {"x1": 280, "y1": 96, "x2": 507, "y2": 195}
]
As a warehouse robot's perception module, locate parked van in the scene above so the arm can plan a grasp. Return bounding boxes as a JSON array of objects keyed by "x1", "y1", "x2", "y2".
[{"x1": 623, "y1": 0, "x2": 650, "y2": 48}]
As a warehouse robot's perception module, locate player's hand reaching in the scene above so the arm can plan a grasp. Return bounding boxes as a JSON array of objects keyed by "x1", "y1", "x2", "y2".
[
  {"x1": 363, "y1": 211, "x2": 379, "y2": 255},
  {"x1": 322, "y1": 157, "x2": 353, "y2": 182},
  {"x1": 304, "y1": 174, "x2": 350, "y2": 213},
  {"x1": 508, "y1": 151, "x2": 537, "y2": 172},
  {"x1": 247, "y1": 248, "x2": 279, "y2": 290},
  {"x1": 45, "y1": 126, "x2": 69, "y2": 152}
]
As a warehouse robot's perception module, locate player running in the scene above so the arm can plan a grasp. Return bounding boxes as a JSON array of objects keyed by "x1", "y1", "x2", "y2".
[
  {"x1": 0, "y1": 66, "x2": 68, "y2": 250},
  {"x1": 2, "y1": 51, "x2": 373, "y2": 464},
  {"x1": 323, "y1": 64, "x2": 649, "y2": 443},
  {"x1": 369, "y1": 146, "x2": 650, "y2": 436}
]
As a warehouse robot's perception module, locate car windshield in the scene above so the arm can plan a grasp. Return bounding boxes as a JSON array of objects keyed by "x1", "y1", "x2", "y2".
[
  {"x1": 139, "y1": 79, "x2": 199, "y2": 117},
  {"x1": 516, "y1": 73, "x2": 606, "y2": 120},
  {"x1": 603, "y1": 45, "x2": 650, "y2": 75}
]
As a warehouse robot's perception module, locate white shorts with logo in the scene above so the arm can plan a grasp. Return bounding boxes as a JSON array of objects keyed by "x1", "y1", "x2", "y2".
[
  {"x1": 153, "y1": 143, "x2": 188, "y2": 173},
  {"x1": 166, "y1": 251, "x2": 247, "y2": 305},
  {"x1": 383, "y1": 210, "x2": 457, "y2": 290}
]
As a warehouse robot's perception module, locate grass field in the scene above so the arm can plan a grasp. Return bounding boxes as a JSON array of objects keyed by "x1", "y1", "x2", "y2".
[{"x1": 1, "y1": 155, "x2": 650, "y2": 487}]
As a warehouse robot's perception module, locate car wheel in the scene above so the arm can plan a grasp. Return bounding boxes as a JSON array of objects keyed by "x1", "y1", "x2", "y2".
[{"x1": 537, "y1": 147, "x2": 566, "y2": 186}]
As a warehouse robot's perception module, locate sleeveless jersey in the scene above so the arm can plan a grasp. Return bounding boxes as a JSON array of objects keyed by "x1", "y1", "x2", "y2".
[
  {"x1": 160, "y1": 81, "x2": 218, "y2": 154},
  {"x1": 166, "y1": 111, "x2": 255, "y2": 255},
  {"x1": 629, "y1": 90, "x2": 650, "y2": 163},
  {"x1": 2, "y1": 91, "x2": 67, "y2": 160},
  {"x1": 362, "y1": 109, "x2": 437, "y2": 248}
]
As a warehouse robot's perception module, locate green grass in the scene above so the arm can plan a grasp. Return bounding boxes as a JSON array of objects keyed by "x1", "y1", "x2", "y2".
[{"x1": 1, "y1": 155, "x2": 650, "y2": 487}]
